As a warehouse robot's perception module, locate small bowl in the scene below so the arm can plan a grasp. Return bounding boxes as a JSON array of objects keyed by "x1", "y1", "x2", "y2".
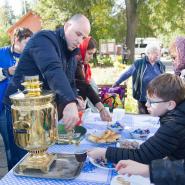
[
  {"x1": 130, "y1": 133, "x2": 148, "y2": 140},
  {"x1": 130, "y1": 129, "x2": 150, "y2": 140},
  {"x1": 108, "y1": 121, "x2": 124, "y2": 133}
]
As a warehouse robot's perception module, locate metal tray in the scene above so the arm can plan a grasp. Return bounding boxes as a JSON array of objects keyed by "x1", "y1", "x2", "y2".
[{"x1": 13, "y1": 153, "x2": 84, "y2": 179}]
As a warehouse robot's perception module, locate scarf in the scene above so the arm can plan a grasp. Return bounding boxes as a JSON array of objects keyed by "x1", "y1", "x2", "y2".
[
  {"x1": 79, "y1": 36, "x2": 92, "y2": 84},
  {"x1": 175, "y1": 37, "x2": 185, "y2": 75}
]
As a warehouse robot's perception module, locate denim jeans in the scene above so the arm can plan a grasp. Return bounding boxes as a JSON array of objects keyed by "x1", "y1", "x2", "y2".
[
  {"x1": 0, "y1": 107, "x2": 9, "y2": 167},
  {"x1": 4, "y1": 105, "x2": 27, "y2": 170}
]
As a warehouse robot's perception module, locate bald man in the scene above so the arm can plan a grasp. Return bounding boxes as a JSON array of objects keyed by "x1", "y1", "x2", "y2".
[{"x1": 3, "y1": 14, "x2": 90, "y2": 170}]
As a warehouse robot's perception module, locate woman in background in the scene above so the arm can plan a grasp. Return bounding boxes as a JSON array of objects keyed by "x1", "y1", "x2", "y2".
[
  {"x1": 169, "y1": 36, "x2": 185, "y2": 76},
  {"x1": 76, "y1": 37, "x2": 111, "y2": 122},
  {"x1": 112, "y1": 44, "x2": 165, "y2": 114}
]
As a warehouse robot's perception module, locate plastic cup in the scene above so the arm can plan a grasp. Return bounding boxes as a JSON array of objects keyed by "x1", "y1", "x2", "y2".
[
  {"x1": 112, "y1": 108, "x2": 125, "y2": 123},
  {"x1": 75, "y1": 150, "x2": 87, "y2": 162}
]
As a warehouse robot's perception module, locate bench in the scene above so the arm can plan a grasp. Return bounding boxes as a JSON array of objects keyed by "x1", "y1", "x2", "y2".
[{"x1": 98, "y1": 83, "x2": 127, "y2": 97}]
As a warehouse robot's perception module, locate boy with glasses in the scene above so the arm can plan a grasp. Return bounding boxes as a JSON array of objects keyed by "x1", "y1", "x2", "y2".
[{"x1": 88, "y1": 73, "x2": 185, "y2": 165}]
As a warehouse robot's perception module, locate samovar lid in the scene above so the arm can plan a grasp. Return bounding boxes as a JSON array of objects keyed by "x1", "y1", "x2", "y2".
[
  {"x1": 10, "y1": 91, "x2": 55, "y2": 100},
  {"x1": 10, "y1": 75, "x2": 55, "y2": 105},
  {"x1": 10, "y1": 90, "x2": 55, "y2": 107}
]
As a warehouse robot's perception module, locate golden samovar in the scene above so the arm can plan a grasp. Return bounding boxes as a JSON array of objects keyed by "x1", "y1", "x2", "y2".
[{"x1": 10, "y1": 76, "x2": 57, "y2": 173}]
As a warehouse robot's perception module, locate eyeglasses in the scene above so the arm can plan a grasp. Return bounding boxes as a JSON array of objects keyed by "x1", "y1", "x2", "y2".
[{"x1": 146, "y1": 97, "x2": 169, "y2": 107}]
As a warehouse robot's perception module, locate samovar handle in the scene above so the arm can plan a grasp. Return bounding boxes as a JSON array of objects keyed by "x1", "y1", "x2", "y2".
[{"x1": 13, "y1": 118, "x2": 31, "y2": 134}]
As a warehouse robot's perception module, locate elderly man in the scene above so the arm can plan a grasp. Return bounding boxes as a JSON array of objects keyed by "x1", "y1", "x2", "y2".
[
  {"x1": 112, "y1": 43, "x2": 165, "y2": 114},
  {"x1": 0, "y1": 27, "x2": 33, "y2": 171},
  {"x1": 4, "y1": 14, "x2": 91, "y2": 170}
]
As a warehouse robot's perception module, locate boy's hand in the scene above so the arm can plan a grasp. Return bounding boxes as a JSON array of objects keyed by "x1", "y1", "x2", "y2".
[
  {"x1": 87, "y1": 148, "x2": 106, "y2": 160},
  {"x1": 116, "y1": 160, "x2": 149, "y2": 177}
]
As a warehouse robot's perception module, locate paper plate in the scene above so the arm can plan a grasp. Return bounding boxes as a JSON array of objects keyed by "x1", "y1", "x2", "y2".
[
  {"x1": 116, "y1": 139, "x2": 144, "y2": 148},
  {"x1": 111, "y1": 175, "x2": 152, "y2": 185},
  {"x1": 88, "y1": 157, "x2": 115, "y2": 170}
]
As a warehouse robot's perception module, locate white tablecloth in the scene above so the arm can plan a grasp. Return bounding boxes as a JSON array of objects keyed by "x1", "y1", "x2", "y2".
[{"x1": 0, "y1": 113, "x2": 159, "y2": 185}]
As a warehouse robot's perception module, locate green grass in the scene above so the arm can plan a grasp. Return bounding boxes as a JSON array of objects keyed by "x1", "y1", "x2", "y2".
[{"x1": 91, "y1": 66, "x2": 138, "y2": 113}]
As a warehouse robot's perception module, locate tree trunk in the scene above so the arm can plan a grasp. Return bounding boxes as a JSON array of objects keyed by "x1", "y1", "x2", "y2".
[{"x1": 125, "y1": 0, "x2": 138, "y2": 63}]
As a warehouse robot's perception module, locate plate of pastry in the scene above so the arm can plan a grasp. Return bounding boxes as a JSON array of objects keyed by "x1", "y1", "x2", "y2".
[{"x1": 86, "y1": 130, "x2": 121, "y2": 144}]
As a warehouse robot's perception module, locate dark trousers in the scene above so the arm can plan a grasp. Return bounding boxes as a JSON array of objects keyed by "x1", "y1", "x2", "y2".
[
  {"x1": 4, "y1": 105, "x2": 27, "y2": 170},
  {"x1": 138, "y1": 101, "x2": 149, "y2": 114},
  {"x1": 122, "y1": 58, "x2": 128, "y2": 64}
]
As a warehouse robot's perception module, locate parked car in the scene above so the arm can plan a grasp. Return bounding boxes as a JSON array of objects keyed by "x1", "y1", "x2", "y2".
[
  {"x1": 161, "y1": 47, "x2": 169, "y2": 57},
  {"x1": 135, "y1": 37, "x2": 161, "y2": 59}
]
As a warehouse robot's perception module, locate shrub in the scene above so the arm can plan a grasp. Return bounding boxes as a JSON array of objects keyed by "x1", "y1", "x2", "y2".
[
  {"x1": 97, "y1": 55, "x2": 114, "y2": 67},
  {"x1": 0, "y1": 29, "x2": 10, "y2": 47},
  {"x1": 116, "y1": 55, "x2": 122, "y2": 63}
]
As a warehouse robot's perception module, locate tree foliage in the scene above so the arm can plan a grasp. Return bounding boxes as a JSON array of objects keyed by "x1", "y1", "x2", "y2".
[
  {"x1": 0, "y1": 28, "x2": 10, "y2": 47},
  {"x1": 0, "y1": 2, "x2": 13, "y2": 47},
  {"x1": 33, "y1": 0, "x2": 185, "y2": 62},
  {"x1": 33, "y1": 0, "x2": 68, "y2": 29},
  {"x1": 34, "y1": 0, "x2": 126, "y2": 43},
  {"x1": 122, "y1": 0, "x2": 185, "y2": 61},
  {"x1": 0, "y1": 3, "x2": 15, "y2": 27}
]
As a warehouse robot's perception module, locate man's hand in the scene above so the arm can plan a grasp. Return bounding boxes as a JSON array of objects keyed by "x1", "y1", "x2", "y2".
[
  {"x1": 8, "y1": 66, "x2": 16, "y2": 75},
  {"x1": 62, "y1": 102, "x2": 79, "y2": 130},
  {"x1": 76, "y1": 96, "x2": 86, "y2": 111},
  {"x1": 111, "y1": 83, "x2": 118, "y2": 88},
  {"x1": 116, "y1": 160, "x2": 149, "y2": 177}
]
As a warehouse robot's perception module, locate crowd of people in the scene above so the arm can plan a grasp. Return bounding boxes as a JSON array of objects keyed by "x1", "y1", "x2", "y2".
[{"x1": 0, "y1": 13, "x2": 185, "y2": 185}]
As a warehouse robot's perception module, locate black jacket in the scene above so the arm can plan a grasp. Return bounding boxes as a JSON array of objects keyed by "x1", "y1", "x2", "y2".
[
  {"x1": 4, "y1": 28, "x2": 78, "y2": 108},
  {"x1": 150, "y1": 159, "x2": 185, "y2": 185},
  {"x1": 106, "y1": 100, "x2": 185, "y2": 164},
  {"x1": 75, "y1": 62, "x2": 100, "y2": 105}
]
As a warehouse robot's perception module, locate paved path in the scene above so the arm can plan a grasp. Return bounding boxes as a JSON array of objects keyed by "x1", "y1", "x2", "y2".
[
  {"x1": 0, "y1": 135, "x2": 8, "y2": 179},
  {"x1": 161, "y1": 58, "x2": 173, "y2": 72}
]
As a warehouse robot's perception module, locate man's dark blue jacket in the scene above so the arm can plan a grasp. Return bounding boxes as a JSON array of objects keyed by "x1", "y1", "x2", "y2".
[{"x1": 4, "y1": 28, "x2": 78, "y2": 108}]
